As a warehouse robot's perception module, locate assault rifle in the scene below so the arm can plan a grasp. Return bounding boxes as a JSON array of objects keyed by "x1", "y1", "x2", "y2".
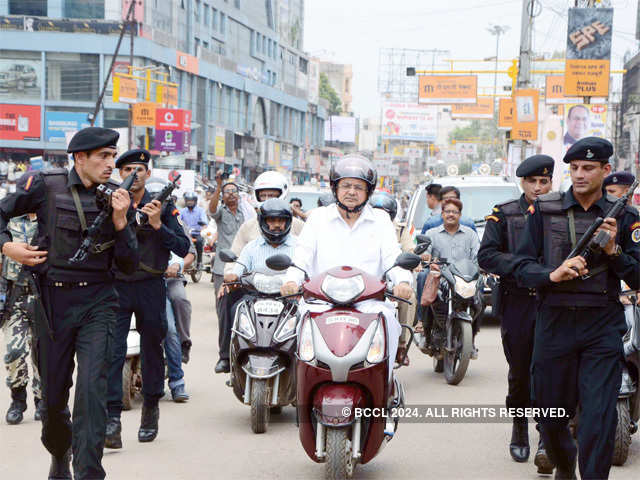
[{"x1": 135, "y1": 170, "x2": 182, "y2": 225}]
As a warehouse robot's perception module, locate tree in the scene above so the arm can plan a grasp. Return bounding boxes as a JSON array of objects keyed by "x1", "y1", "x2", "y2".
[
  {"x1": 319, "y1": 73, "x2": 342, "y2": 115},
  {"x1": 448, "y1": 118, "x2": 505, "y2": 163}
]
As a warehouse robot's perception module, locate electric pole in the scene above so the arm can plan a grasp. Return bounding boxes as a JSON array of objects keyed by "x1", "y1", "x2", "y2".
[{"x1": 516, "y1": 0, "x2": 535, "y2": 165}]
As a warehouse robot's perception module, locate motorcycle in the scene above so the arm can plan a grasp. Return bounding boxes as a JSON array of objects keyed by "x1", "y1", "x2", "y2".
[
  {"x1": 218, "y1": 249, "x2": 299, "y2": 434},
  {"x1": 413, "y1": 235, "x2": 484, "y2": 385},
  {"x1": 613, "y1": 290, "x2": 640, "y2": 466},
  {"x1": 265, "y1": 251, "x2": 420, "y2": 479},
  {"x1": 184, "y1": 225, "x2": 213, "y2": 283},
  {"x1": 122, "y1": 314, "x2": 142, "y2": 410}
]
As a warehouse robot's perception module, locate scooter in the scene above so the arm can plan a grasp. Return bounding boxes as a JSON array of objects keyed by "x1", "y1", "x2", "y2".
[
  {"x1": 613, "y1": 290, "x2": 640, "y2": 465},
  {"x1": 218, "y1": 249, "x2": 299, "y2": 434},
  {"x1": 122, "y1": 314, "x2": 142, "y2": 410},
  {"x1": 266, "y1": 251, "x2": 420, "y2": 479},
  {"x1": 413, "y1": 235, "x2": 484, "y2": 385},
  {"x1": 184, "y1": 227, "x2": 213, "y2": 283}
]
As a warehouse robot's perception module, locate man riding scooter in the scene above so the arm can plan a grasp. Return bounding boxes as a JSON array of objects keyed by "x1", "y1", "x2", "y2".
[{"x1": 180, "y1": 191, "x2": 208, "y2": 270}]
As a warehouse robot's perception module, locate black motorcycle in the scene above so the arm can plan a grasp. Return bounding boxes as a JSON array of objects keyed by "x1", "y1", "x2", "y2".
[
  {"x1": 218, "y1": 249, "x2": 298, "y2": 434},
  {"x1": 414, "y1": 235, "x2": 484, "y2": 385}
]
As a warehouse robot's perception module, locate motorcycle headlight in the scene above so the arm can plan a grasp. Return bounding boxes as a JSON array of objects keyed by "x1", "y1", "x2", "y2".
[
  {"x1": 252, "y1": 273, "x2": 284, "y2": 294},
  {"x1": 234, "y1": 305, "x2": 256, "y2": 340},
  {"x1": 274, "y1": 314, "x2": 298, "y2": 343},
  {"x1": 455, "y1": 276, "x2": 476, "y2": 299},
  {"x1": 298, "y1": 315, "x2": 315, "y2": 362},
  {"x1": 321, "y1": 274, "x2": 365, "y2": 304},
  {"x1": 366, "y1": 320, "x2": 386, "y2": 364}
]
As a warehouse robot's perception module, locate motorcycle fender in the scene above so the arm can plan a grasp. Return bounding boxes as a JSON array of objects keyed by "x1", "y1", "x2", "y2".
[
  {"x1": 452, "y1": 310, "x2": 473, "y2": 323},
  {"x1": 312, "y1": 383, "x2": 366, "y2": 427},
  {"x1": 242, "y1": 353, "x2": 285, "y2": 379}
]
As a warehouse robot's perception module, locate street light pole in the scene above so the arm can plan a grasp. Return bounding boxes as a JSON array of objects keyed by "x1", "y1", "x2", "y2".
[{"x1": 488, "y1": 24, "x2": 509, "y2": 158}]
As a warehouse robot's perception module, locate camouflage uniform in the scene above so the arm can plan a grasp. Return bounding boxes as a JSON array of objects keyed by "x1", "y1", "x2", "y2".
[{"x1": 2, "y1": 215, "x2": 40, "y2": 400}]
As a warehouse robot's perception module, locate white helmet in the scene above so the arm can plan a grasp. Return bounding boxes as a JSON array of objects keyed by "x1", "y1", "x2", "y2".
[{"x1": 253, "y1": 171, "x2": 289, "y2": 206}]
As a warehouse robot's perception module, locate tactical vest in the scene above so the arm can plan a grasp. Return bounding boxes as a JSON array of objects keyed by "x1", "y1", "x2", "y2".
[
  {"x1": 537, "y1": 191, "x2": 616, "y2": 306},
  {"x1": 497, "y1": 198, "x2": 532, "y2": 295},
  {"x1": 36, "y1": 169, "x2": 116, "y2": 281}
]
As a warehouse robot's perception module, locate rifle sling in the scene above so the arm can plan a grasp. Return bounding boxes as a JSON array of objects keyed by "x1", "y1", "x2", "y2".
[{"x1": 70, "y1": 185, "x2": 114, "y2": 254}]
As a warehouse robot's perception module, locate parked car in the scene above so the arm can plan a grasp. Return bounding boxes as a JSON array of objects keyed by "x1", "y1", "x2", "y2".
[{"x1": 289, "y1": 185, "x2": 331, "y2": 212}]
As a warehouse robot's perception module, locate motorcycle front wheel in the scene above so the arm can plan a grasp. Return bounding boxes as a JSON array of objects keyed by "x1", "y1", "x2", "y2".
[
  {"x1": 325, "y1": 427, "x2": 355, "y2": 480},
  {"x1": 444, "y1": 320, "x2": 472, "y2": 385},
  {"x1": 612, "y1": 398, "x2": 632, "y2": 465},
  {"x1": 250, "y1": 379, "x2": 270, "y2": 434},
  {"x1": 190, "y1": 268, "x2": 202, "y2": 283}
]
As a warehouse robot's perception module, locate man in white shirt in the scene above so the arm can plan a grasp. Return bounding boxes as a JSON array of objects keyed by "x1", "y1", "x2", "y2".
[{"x1": 281, "y1": 155, "x2": 413, "y2": 377}]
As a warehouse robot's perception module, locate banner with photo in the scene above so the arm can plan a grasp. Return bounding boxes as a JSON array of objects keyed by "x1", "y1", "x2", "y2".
[
  {"x1": 562, "y1": 103, "x2": 607, "y2": 150},
  {"x1": 381, "y1": 102, "x2": 437, "y2": 141},
  {"x1": 0, "y1": 59, "x2": 41, "y2": 100}
]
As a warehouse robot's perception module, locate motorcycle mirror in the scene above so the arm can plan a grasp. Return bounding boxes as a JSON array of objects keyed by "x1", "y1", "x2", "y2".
[
  {"x1": 266, "y1": 254, "x2": 293, "y2": 271},
  {"x1": 217, "y1": 249, "x2": 238, "y2": 263},
  {"x1": 415, "y1": 234, "x2": 431, "y2": 246},
  {"x1": 394, "y1": 252, "x2": 421, "y2": 271}
]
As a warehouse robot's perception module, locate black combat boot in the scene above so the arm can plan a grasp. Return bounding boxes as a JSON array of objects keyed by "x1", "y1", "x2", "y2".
[
  {"x1": 104, "y1": 416, "x2": 122, "y2": 449},
  {"x1": 534, "y1": 436, "x2": 554, "y2": 474},
  {"x1": 48, "y1": 448, "x2": 71, "y2": 479},
  {"x1": 34, "y1": 398, "x2": 43, "y2": 421},
  {"x1": 6, "y1": 386, "x2": 27, "y2": 425},
  {"x1": 554, "y1": 457, "x2": 577, "y2": 480},
  {"x1": 509, "y1": 417, "x2": 530, "y2": 462},
  {"x1": 138, "y1": 403, "x2": 159, "y2": 442}
]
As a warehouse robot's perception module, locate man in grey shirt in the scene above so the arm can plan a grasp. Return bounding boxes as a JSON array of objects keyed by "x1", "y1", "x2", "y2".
[
  {"x1": 424, "y1": 197, "x2": 479, "y2": 262},
  {"x1": 208, "y1": 172, "x2": 245, "y2": 295}
]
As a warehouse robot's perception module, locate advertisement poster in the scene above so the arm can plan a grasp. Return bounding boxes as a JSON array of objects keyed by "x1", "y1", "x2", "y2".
[
  {"x1": 324, "y1": 116, "x2": 357, "y2": 143},
  {"x1": 562, "y1": 103, "x2": 607, "y2": 149},
  {"x1": 156, "y1": 108, "x2": 191, "y2": 131},
  {"x1": 0, "y1": 104, "x2": 41, "y2": 140},
  {"x1": 45, "y1": 111, "x2": 91, "y2": 142},
  {"x1": 132, "y1": 102, "x2": 157, "y2": 127},
  {"x1": 511, "y1": 89, "x2": 539, "y2": 141},
  {"x1": 498, "y1": 98, "x2": 513, "y2": 130},
  {"x1": 418, "y1": 75, "x2": 477, "y2": 104},
  {"x1": 545, "y1": 76, "x2": 582, "y2": 104},
  {"x1": 154, "y1": 129, "x2": 190, "y2": 152},
  {"x1": 113, "y1": 76, "x2": 138, "y2": 104},
  {"x1": 451, "y1": 97, "x2": 494, "y2": 119},
  {"x1": 381, "y1": 102, "x2": 437, "y2": 142},
  {"x1": 564, "y1": 8, "x2": 613, "y2": 97},
  {"x1": 0, "y1": 59, "x2": 41, "y2": 100}
]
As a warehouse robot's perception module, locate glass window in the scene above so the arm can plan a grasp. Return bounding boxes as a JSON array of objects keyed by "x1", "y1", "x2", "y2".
[
  {"x1": 9, "y1": 0, "x2": 46, "y2": 15},
  {"x1": 195, "y1": 0, "x2": 201, "y2": 21},
  {"x1": 234, "y1": 0, "x2": 240, "y2": 8},
  {"x1": 204, "y1": 4, "x2": 210, "y2": 26},
  {"x1": 262, "y1": 37, "x2": 267, "y2": 55},
  {"x1": 0, "y1": 50, "x2": 42, "y2": 101},
  {"x1": 64, "y1": 0, "x2": 105, "y2": 19},
  {"x1": 46, "y1": 53, "x2": 99, "y2": 102},
  {"x1": 103, "y1": 109, "x2": 129, "y2": 129},
  {"x1": 220, "y1": 13, "x2": 226, "y2": 33},
  {"x1": 212, "y1": 9, "x2": 218, "y2": 30}
]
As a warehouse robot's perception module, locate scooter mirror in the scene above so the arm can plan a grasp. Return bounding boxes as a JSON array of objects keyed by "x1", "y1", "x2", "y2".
[
  {"x1": 218, "y1": 249, "x2": 238, "y2": 263},
  {"x1": 415, "y1": 234, "x2": 431, "y2": 246},
  {"x1": 266, "y1": 254, "x2": 293, "y2": 271},
  {"x1": 394, "y1": 252, "x2": 421, "y2": 271}
]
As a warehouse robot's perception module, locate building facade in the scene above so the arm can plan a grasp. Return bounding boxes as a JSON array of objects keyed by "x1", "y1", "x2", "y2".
[
  {"x1": 319, "y1": 60, "x2": 352, "y2": 115},
  {"x1": 0, "y1": 0, "x2": 326, "y2": 182}
]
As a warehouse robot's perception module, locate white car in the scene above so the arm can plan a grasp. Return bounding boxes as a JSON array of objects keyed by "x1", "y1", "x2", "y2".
[{"x1": 289, "y1": 185, "x2": 331, "y2": 212}]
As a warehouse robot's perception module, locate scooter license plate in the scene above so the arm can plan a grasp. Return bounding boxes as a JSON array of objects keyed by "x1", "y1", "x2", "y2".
[{"x1": 254, "y1": 299, "x2": 284, "y2": 316}]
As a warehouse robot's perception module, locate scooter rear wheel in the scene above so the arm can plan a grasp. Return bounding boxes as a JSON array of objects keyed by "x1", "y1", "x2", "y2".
[
  {"x1": 250, "y1": 379, "x2": 270, "y2": 434},
  {"x1": 612, "y1": 398, "x2": 632, "y2": 466},
  {"x1": 444, "y1": 320, "x2": 472, "y2": 385},
  {"x1": 325, "y1": 427, "x2": 354, "y2": 480}
]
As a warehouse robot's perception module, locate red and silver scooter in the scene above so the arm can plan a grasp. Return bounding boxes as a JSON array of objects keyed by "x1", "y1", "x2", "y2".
[{"x1": 267, "y1": 252, "x2": 420, "y2": 479}]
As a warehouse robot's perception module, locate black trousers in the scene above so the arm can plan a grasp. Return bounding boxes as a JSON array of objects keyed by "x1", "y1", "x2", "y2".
[
  {"x1": 107, "y1": 277, "x2": 168, "y2": 417},
  {"x1": 532, "y1": 303, "x2": 626, "y2": 479},
  {"x1": 216, "y1": 288, "x2": 246, "y2": 360},
  {"x1": 500, "y1": 294, "x2": 537, "y2": 410},
  {"x1": 37, "y1": 283, "x2": 118, "y2": 480}
]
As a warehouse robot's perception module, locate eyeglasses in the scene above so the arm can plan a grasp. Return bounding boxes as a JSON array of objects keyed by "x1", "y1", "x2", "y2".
[
  {"x1": 442, "y1": 209, "x2": 461, "y2": 215},
  {"x1": 338, "y1": 182, "x2": 367, "y2": 193},
  {"x1": 223, "y1": 188, "x2": 238, "y2": 195}
]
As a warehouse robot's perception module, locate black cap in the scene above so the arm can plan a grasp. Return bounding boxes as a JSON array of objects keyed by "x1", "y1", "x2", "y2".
[
  {"x1": 67, "y1": 127, "x2": 119, "y2": 154},
  {"x1": 563, "y1": 137, "x2": 613, "y2": 164},
  {"x1": 115, "y1": 148, "x2": 151, "y2": 169},
  {"x1": 516, "y1": 154, "x2": 555, "y2": 178},
  {"x1": 604, "y1": 171, "x2": 635, "y2": 187}
]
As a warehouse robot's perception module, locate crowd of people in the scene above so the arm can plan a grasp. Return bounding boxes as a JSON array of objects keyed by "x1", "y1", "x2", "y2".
[{"x1": 0, "y1": 128, "x2": 638, "y2": 480}]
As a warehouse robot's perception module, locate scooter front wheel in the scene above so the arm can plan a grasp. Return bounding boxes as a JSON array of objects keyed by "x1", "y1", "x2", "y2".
[
  {"x1": 190, "y1": 268, "x2": 202, "y2": 283},
  {"x1": 250, "y1": 379, "x2": 270, "y2": 434},
  {"x1": 444, "y1": 320, "x2": 472, "y2": 385},
  {"x1": 612, "y1": 398, "x2": 632, "y2": 465},
  {"x1": 325, "y1": 427, "x2": 354, "y2": 480},
  {"x1": 433, "y1": 357, "x2": 444, "y2": 373}
]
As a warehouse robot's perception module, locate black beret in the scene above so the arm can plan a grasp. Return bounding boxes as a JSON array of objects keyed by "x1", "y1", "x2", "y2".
[
  {"x1": 604, "y1": 171, "x2": 635, "y2": 187},
  {"x1": 516, "y1": 154, "x2": 555, "y2": 178},
  {"x1": 115, "y1": 148, "x2": 151, "y2": 169},
  {"x1": 67, "y1": 127, "x2": 119, "y2": 153},
  {"x1": 563, "y1": 137, "x2": 613, "y2": 163}
]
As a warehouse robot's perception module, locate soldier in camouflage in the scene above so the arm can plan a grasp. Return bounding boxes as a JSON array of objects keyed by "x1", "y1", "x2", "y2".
[{"x1": 1, "y1": 213, "x2": 41, "y2": 424}]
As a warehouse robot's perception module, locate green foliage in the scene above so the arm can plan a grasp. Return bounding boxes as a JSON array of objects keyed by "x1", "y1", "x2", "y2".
[{"x1": 319, "y1": 73, "x2": 342, "y2": 115}]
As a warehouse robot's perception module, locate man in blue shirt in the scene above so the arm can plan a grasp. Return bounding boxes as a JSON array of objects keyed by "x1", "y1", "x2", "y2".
[
  {"x1": 421, "y1": 185, "x2": 477, "y2": 234},
  {"x1": 180, "y1": 191, "x2": 208, "y2": 268}
]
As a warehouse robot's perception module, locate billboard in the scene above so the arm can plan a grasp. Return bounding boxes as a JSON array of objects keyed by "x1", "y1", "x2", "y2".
[
  {"x1": 418, "y1": 76, "x2": 477, "y2": 104},
  {"x1": 545, "y1": 76, "x2": 582, "y2": 104},
  {"x1": 498, "y1": 98, "x2": 513, "y2": 130},
  {"x1": 45, "y1": 111, "x2": 90, "y2": 142},
  {"x1": 132, "y1": 102, "x2": 157, "y2": 127},
  {"x1": 156, "y1": 108, "x2": 191, "y2": 131},
  {"x1": 154, "y1": 129, "x2": 190, "y2": 152},
  {"x1": 113, "y1": 76, "x2": 138, "y2": 104},
  {"x1": 324, "y1": 116, "x2": 357, "y2": 143},
  {"x1": 511, "y1": 89, "x2": 539, "y2": 141},
  {"x1": 0, "y1": 16, "x2": 122, "y2": 34},
  {"x1": 562, "y1": 103, "x2": 607, "y2": 149},
  {"x1": 451, "y1": 97, "x2": 494, "y2": 119},
  {"x1": 564, "y1": 8, "x2": 613, "y2": 97},
  {"x1": 0, "y1": 104, "x2": 41, "y2": 140},
  {"x1": 0, "y1": 59, "x2": 41, "y2": 100},
  {"x1": 381, "y1": 102, "x2": 437, "y2": 142},
  {"x1": 176, "y1": 51, "x2": 199, "y2": 75}
]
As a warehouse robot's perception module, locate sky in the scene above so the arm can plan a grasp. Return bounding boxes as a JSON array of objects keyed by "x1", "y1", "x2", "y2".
[{"x1": 303, "y1": 0, "x2": 640, "y2": 119}]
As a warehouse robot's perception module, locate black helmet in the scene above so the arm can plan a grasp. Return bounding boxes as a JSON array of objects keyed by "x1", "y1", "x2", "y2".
[
  {"x1": 146, "y1": 177, "x2": 167, "y2": 196},
  {"x1": 329, "y1": 154, "x2": 377, "y2": 213},
  {"x1": 369, "y1": 191, "x2": 398, "y2": 221},
  {"x1": 317, "y1": 193, "x2": 335, "y2": 207},
  {"x1": 258, "y1": 198, "x2": 292, "y2": 245}
]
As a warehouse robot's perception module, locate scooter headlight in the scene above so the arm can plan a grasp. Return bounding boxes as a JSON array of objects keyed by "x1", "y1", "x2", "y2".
[
  {"x1": 298, "y1": 314, "x2": 315, "y2": 362},
  {"x1": 455, "y1": 276, "x2": 476, "y2": 299},
  {"x1": 274, "y1": 314, "x2": 298, "y2": 343},
  {"x1": 234, "y1": 305, "x2": 256, "y2": 340},
  {"x1": 321, "y1": 274, "x2": 365, "y2": 304},
  {"x1": 366, "y1": 320, "x2": 386, "y2": 364}
]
